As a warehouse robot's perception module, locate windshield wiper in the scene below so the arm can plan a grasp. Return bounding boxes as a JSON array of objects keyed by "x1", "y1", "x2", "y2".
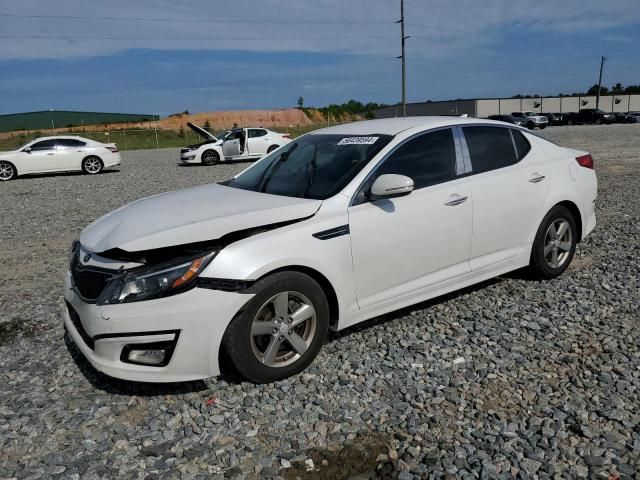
[{"x1": 258, "y1": 143, "x2": 298, "y2": 193}]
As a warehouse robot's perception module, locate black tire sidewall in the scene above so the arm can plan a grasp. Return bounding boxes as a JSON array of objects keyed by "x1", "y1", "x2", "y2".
[
  {"x1": 530, "y1": 205, "x2": 577, "y2": 279},
  {"x1": 222, "y1": 271, "x2": 329, "y2": 383},
  {"x1": 527, "y1": 122, "x2": 535, "y2": 129},
  {"x1": 0, "y1": 161, "x2": 16, "y2": 181},
  {"x1": 82, "y1": 156, "x2": 103, "y2": 174},
  {"x1": 267, "y1": 145, "x2": 279, "y2": 154},
  {"x1": 202, "y1": 150, "x2": 219, "y2": 165}
]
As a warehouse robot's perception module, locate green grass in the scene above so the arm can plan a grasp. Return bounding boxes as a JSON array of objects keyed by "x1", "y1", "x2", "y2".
[{"x1": 0, "y1": 123, "x2": 346, "y2": 152}]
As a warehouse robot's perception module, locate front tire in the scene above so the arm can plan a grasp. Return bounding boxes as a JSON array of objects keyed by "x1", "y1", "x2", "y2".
[
  {"x1": 201, "y1": 149, "x2": 220, "y2": 166},
  {"x1": 82, "y1": 156, "x2": 103, "y2": 175},
  {"x1": 528, "y1": 205, "x2": 577, "y2": 279},
  {"x1": 539, "y1": 125, "x2": 547, "y2": 129},
  {"x1": 222, "y1": 271, "x2": 329, "y2": 383},
  {"x1": 527, "y1": 121, "x2": 535, "y2": 130},
  {"x1": 0, "y1": 161, "x2": 16, "y2": 181}
]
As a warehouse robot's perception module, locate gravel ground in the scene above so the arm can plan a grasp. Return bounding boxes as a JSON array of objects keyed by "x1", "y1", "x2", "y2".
[{"x1": 1, "y1": 124, "x2": 639, "y2": 479}]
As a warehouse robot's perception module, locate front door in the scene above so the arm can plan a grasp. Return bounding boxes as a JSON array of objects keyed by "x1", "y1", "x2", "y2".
[
  {"x1": 222, "y1": 130, "x2": 243, "y2": 158},
  {"x1": 22, "y1": 139, "x2": 59, "y2": 173},
  {"x1": 348, "y1": 128, "x2": 473, "y2": 308},
  {"x1": 54, "y1": 139, "x2": 86, "y2": 170}
]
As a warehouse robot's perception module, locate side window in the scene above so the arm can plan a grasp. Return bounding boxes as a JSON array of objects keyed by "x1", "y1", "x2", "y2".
[
  {"x1": 511, "y1": 130, "x2": 531, "y2": 161},
  {"x1": 29, "y1": 140, "x2": 57, "y2": 151},
  {"x1": 55, "y1": 139, "x2": 86, "y2": 149},
  {"x1": 374, "y1": 129, "x2": 457, "y2": 190},
  {"x1": 462, "y1": 127, "x2": 518, "y2": 174},
  {"x1": 249, "y1": 129, "x2": 267, "y2": 138}
]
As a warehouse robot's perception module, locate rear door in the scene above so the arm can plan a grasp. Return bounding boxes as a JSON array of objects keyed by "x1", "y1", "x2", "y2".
[
  {"x1": 22, "y1": 139, "x2": 59, "y2": 173},
  {"x1": 247, "y1": 128, "x2": 270, "y2": 157},
  {"x1": 54, "y1": 139, "x2": 86, "y2": 170},
  {"x1": 461, "y1": 126, "x2": 551, "y2": 270}
]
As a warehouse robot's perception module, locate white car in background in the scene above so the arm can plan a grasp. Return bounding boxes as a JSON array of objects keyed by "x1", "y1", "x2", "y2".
[
  {"x1": 64, "y1": 117, "x2": 597, "y2": 384},
  {"x1": 180, "y1": 122, "x2": 291, "y2": 165},
  {"x1": 0, "y1": 136, "x2": 120, "y2": 181}
]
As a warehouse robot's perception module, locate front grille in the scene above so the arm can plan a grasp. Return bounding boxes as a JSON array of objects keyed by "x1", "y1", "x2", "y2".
[
  {"x1": 70, "y1": 255, "x2": 114, "y2": 302},
  {"x1": 66, "y1": 301, "x2": 94, "y2": 349}
]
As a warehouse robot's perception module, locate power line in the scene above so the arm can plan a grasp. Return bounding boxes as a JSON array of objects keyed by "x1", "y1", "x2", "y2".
[
  {"x1": 0, "y1": 34, "x2": 397, "y2": 41},
  {"x1": 0, "y1": 13, "x2": 394, "y2": 24}
]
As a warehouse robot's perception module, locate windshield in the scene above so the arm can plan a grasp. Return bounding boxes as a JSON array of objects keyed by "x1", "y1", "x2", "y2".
[
  {"x1": 524, "y1": 112, "x2": 537, "y2": 117},
  {"x1": 226, "y1": 133, "x2": 393, "y2": 200},
  {"x1": 216, "y1": 131, "x2": 231, "y2": 141}
]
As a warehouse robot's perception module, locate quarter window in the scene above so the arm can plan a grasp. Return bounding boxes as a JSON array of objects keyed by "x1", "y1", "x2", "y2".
[
  {"x1": 511, "y1": 130, "x2": 531, "y2": 160},
  {"x1": 374, "y1": 129, "x2": 457, "y2": 190},
  {"x1": 462, "y1": 126, "x2": 518, "y2": 174}
]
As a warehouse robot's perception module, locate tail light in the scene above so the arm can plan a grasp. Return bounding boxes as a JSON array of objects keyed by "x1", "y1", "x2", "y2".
[
  {"x1": 282, "y1": 134, "x2": 291, "y2": 139},
  {"x1": 576, "y1": 154, "x2": 594, "y2": 169},
  {"x1": 106, "y1": 145, "x2": 119, "y2": 153}
]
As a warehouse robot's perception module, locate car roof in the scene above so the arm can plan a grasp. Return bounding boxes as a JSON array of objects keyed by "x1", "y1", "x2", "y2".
[
  {"x1": 309, "y1": 116, "x2": 510, "y2": 136},
  {"x1": 31, "y1": 135, "x2": 95, "y2": 142}
]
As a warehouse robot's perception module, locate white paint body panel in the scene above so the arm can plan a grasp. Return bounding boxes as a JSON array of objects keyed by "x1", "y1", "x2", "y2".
[
  {"x1": 0, "y1": 135, "x2": 121, "y2": 177},
  {"x1": 65, "y1": 117, "x2": 597, "y2": 382}
]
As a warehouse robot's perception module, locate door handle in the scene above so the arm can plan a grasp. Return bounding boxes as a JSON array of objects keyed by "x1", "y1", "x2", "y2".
[
  {"x1": 46, "y1": 152, "x2": 55, "y2": 155},
  {"x1": 444, "y1": 195, "x2": 468, "y2": 206},
  {"x1": 529, "y1": 174, "x2": 546, "y2": 183}
]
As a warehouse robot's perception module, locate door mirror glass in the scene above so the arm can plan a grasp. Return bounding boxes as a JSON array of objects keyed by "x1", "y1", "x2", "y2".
[
  {"x1": 370, "y1": 174, "x2": 414, "y2": 198},
  {"x1": 23, "y1": 146, "x2": 31, "y2": 153}
]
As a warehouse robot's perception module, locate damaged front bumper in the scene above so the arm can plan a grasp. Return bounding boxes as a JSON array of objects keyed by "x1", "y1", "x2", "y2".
[{"x1": 62, "y1": 271, "x2": 253, "y2": 382}]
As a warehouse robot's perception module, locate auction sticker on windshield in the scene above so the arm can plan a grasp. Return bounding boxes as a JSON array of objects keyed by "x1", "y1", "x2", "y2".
[{"x1": 337, "y1": 136, "x2": 379, "y2": 146}]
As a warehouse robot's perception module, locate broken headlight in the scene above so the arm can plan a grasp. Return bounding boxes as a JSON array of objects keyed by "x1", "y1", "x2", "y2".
[{"x1": 97, "y1": 252, "x2": 216, "y2": 305}]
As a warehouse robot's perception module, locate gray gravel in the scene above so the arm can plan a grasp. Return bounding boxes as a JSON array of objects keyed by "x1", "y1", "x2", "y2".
[{"x1": 1, "y1": 124, "x2": 639, "y2": 479}]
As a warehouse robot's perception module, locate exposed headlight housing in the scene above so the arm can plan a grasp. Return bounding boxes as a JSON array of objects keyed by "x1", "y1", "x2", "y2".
[{"x1": 96, "y1": 252, "x2": 216, "y2": 305}]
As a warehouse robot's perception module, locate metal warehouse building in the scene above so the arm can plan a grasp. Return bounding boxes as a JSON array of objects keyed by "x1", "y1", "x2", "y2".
[
  {"x1": 0, "y1": 110, "x2": 159, "y2": 133},
  {"x1": 374, "y1": 94, "x2": 640, "y2": 118}
]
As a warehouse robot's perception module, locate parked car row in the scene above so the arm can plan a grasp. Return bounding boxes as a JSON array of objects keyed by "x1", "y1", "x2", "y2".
[{"x1": 488, "y1": 109, "x2": 640, "y2": 128}]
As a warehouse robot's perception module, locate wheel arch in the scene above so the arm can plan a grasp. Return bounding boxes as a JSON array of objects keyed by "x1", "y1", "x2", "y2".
[
  {"x1": 0, "y1": 159, "x2": 19, "y2": 177},
  {"x1": 253, "y1": 265, "x2": 340, "y2": 329},
  {"x1": 547, "y1": 200, "x2": 582, "y2": 242}
]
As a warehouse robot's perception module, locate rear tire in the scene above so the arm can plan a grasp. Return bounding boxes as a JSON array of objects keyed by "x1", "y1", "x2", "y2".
[
  {"x1": 82, "y1": 156, "x2": 103, "y2": 175},
  {"x1": 222, "y1": 271, "x2": 329, "y2": 383},
  {"x1": 201, "y1": 149, "x2": 220, "y2": 166},
  {"x1": 0, "y1": 161, "x2": 16, "y2": 181},
  {"x1": 267, "y1": 145, "x2": 279, "y2": 154},
  {"x1": 528, "y1": 205, "x2": 577, "y2": 280}
]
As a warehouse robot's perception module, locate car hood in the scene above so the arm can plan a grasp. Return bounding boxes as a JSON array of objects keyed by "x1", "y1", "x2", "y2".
[
  {"x1": 80, "y1": 184, "x2": 322, "y2": 253},
  {"x1": 187, "y1": 122, "x2": 218, "y2": 141}
]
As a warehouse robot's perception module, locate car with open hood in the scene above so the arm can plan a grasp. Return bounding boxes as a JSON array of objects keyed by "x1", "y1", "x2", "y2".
[
  {"x1": 179, "y1": 123, "x2": 291, "y2": 165},
  {"x1": 0, "y1": 135, "x2": 120, "y2": 181},
  {"x1": 63, "y1": 117, "x2": 597, "y2": 384}
]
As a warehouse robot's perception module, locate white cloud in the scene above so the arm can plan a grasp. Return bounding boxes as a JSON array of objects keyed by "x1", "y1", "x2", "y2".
[{"x1": 0, "y1": 0, "x2": 638, "y2": 61}]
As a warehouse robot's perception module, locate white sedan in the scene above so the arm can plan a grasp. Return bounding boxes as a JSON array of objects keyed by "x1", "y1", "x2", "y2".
[
  {"x1": 180, "y1": 123, "x2": 291, "y2": 165},
  {"x1": 0, "y1": 136, "x2": 120, "y2": 181},
  {"x1": 63, "y1": 117, "x2": 597, "y2": 383}
]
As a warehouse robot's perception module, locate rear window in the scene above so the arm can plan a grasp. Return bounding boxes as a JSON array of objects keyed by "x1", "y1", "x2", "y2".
[{"x1": 462, "y1": 126, "x2": 518, "y2": 174}]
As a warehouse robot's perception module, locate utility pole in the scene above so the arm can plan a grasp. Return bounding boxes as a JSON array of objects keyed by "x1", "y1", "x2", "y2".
[
  {"x1": 596, "y1": 56, "x2": 607, "y2": 109},
  {"x1": 396, "y1": 0, "x2": 409, "y2": 116}
]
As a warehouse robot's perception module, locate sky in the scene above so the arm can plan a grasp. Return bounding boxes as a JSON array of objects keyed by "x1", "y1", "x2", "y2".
[{"x1": 1, "y1": 0, "x2": 639, "y2": 116}]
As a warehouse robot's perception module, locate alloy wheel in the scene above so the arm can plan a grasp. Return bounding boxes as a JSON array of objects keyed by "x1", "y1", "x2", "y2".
[
  {"x1": 543, "y1": 219, "x2": 573, "y2": 269},
  {"x1": 84, "y1": 158, "x2": 102, "y2": 174},
  {"x1": 250, "y1": 291, "x2": 317, "y2": 368},
  {"x1": 0, "y1": 162, "x2": 15, "y2": 181}
]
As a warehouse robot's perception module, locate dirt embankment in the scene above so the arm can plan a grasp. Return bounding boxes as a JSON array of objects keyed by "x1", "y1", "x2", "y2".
[{"x1": 0, "y1": 108, "x2": 324, "y2": 140}]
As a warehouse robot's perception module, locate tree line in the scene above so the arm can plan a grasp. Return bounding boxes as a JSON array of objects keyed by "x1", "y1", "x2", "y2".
[{"x1": 512, "y1": 82, "x2": 640, "y2": 99}]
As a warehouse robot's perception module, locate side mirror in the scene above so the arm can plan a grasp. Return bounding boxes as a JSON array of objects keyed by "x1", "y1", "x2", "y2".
[
  {"x1": 23, "y1": 146, "x2": 31, "y2": 153},
  {"x1": 370, "y1": 174, "x2": 414, "y2": 199}
]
